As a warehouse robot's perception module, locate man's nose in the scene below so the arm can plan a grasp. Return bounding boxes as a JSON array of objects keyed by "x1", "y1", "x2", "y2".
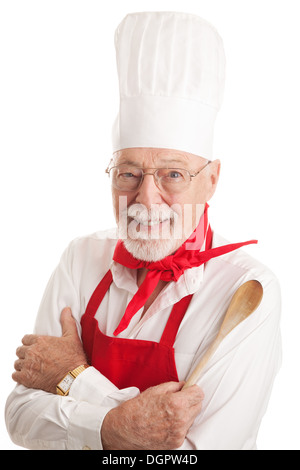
[{"x1": 135, "y1": 173, "x2": 164, "y2": 208}]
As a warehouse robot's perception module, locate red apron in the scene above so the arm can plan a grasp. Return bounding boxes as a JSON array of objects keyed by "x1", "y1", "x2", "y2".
[{"x1": 81, "y1": 269, "x2": 193, "y2": 392}]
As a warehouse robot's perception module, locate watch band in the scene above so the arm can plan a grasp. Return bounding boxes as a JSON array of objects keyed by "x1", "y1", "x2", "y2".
[
  {"x1": 56, "y1": 364, "x2": 90, "y2": 396},
  {"x1": 69, "y1": 364, "x2": 89, "y2": 379}
]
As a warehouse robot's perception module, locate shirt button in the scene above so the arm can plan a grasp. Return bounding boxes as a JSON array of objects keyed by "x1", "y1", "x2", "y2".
[{"x1": 82, "y1": 445, "x2": 91, "y2": 450}]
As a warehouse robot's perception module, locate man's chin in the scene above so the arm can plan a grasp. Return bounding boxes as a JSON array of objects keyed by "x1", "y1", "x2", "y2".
[{"x1": 123, "y1": 237, "x2": 180, "y2": 262}]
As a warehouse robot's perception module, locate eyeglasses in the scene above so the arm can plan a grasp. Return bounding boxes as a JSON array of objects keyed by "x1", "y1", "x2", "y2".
[{"x1": 105, "y1": 160, "x2": 211, "y2": 194}]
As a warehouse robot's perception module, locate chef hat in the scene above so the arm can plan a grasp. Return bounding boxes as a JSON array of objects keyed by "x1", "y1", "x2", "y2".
[{"x1": 112, "y1": 11, "x2": 226, "y2": 159}]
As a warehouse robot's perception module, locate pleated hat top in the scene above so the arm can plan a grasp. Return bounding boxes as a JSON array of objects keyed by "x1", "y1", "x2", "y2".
[{"x1": 112, "y1": 11, "x2": 226, "y2": 159}]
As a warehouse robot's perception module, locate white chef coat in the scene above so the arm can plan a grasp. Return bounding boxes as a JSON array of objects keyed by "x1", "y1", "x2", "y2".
[{"x1": 5, "y1": 228, "x2": 281, "y2": 450}]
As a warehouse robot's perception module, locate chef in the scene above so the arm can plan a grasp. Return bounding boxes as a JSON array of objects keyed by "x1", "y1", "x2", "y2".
[{"x1": 5, "y1": 12, "x2": 281, "y2": 450}]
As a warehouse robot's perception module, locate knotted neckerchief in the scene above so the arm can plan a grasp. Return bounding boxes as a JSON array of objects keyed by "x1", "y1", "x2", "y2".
[{"x1": 112, "y1": 205, "x2": 257, "y2": 336}]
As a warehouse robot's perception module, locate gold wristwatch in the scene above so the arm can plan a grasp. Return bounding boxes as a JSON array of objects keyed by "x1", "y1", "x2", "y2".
[{"x1": 56, "y1": 364, "x2": 90, "y2": 396}]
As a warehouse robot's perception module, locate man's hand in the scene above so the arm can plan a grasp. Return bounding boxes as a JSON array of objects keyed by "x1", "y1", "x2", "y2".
[
  {"x1": 101, "y1": 381, "x2": 204, "y2": 450},
  {"x1": 13, "y1": 307, "x2": 88, "y2": 394}
]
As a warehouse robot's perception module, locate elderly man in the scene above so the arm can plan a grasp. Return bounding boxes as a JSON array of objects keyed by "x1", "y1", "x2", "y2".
[{"x1": 6, "y1": 12, "x2": 281, "y2": 450}]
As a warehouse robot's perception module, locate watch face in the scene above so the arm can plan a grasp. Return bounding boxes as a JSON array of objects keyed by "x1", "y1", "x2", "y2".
[{"x1": 60, "y1": 374, "x2": 74, "y2": 393}]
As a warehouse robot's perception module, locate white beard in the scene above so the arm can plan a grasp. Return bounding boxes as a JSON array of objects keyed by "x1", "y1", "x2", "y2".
[
  {"x1": 123, "y1": 237, "x2": 181, "y2": 262},
  {"x1": 118, "y1": 203, "x2": 183, "y2": 262}
]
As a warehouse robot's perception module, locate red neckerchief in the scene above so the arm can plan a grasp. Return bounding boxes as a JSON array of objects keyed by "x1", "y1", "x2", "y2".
[{"x1": 112, "y1": 204, "x2": 257, "y2": 335}]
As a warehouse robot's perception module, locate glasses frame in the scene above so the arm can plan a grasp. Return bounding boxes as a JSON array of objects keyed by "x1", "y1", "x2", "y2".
[{"x1": 105, "y1": 160, "x2": 212, "y2": 193}]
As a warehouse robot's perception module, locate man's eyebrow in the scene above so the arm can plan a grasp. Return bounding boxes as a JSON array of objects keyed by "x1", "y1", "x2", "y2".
[
  {"x1": 156, "y1": 158, "x2": 189, "y2": 167},
  {"x1": 115, "y1": 158, "x2": 190, "y2": 167},
  {"x1": 115, "y1": 158, "x2": 140, "y2": 166}
]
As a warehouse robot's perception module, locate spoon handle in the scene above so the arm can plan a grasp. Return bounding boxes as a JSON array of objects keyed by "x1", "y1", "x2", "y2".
[{"x1": 182, "y1": 337, "x2": 221, "y2": 389}]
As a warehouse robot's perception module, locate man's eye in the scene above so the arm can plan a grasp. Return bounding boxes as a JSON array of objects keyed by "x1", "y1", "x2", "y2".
[
  {"x1": 119, "y1": 172, "x2": 137, "y2": 179},
  {"x1": 167, "y1": 171, "x2": 184, "y2": 179}
]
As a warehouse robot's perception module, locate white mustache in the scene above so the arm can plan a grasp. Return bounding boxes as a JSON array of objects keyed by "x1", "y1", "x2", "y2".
[{"x1": 126, "y1": 203, "x2": 178, "y2": 225}]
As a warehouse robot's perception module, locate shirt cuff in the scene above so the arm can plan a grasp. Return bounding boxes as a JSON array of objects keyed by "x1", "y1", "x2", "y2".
[
  {"x1": 67, "y1": 367, "x2": 140, "y2": 450},
  {"x1": 67, "y1": 401, "x2": 109, "y2": 450},
  {"x1": 69, "y1": 366, "x2": 140, "y2": 406}
]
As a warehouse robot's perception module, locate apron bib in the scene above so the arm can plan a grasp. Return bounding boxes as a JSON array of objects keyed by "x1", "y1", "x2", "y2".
[{"x1": 81, "y1": 269, "x2": 192, "y2": 392}]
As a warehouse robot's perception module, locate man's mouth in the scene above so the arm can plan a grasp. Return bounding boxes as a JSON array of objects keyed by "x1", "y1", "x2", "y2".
[
  {"x1": 118, "y1": 202, "x2": 180, "y2": 240},
  {"x1": 134, "y1": 217, "x2": 171, "y2": 227},
  {"x1": 126, "y1": 216, "x2": 176, "y2": 239}
]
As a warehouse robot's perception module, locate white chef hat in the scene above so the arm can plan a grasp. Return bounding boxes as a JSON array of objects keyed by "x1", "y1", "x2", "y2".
[{"x1": 112, "y1": 11, "x2": 226, "y2": 159}]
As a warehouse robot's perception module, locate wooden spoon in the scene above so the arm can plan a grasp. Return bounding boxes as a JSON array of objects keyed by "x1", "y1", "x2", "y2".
[{"x1": 183, "y1": 280, "x2": 263, "y2": 389}]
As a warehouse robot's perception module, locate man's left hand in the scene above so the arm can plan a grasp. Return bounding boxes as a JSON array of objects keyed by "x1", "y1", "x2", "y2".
[{"x1": 13, "y1": 307, "x2": 88, "y2": 394}]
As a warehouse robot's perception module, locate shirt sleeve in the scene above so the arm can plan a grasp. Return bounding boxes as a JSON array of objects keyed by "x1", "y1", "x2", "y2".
[
  {"x1": 177, "y1": 274, "x2": 282, "y2": 450},
  {"x1": 5, "y1": 240, "x2": 139, "y2": 450}
]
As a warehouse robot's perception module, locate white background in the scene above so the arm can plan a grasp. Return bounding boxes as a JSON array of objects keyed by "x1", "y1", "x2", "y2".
[{"x1": 0, "y1": 0, "x2": 299, "y2": 450}]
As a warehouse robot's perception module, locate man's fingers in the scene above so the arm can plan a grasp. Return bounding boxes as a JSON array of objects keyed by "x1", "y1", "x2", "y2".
[
  {"x1": 149, "y1": 381, "x2": 203, "y2": 401},
  {"x1": 12, "y1": 370, "x2": 21, "y2": 383},
  {"x1": 22, "y1": 334, "x2": 38, "y2": 346},
  {"x1": 16, "y1": 346, "x2": 26, "y2": 359},
  {"x1": 14, "y1": 358, "x2": 23, "y2": 372},
  {"x1": 144, "y1": 381, "x2": 184, "y2": 397},
  {"x1": 60, "y1": 307, "x2": 79, "y2": 337},
  {"x1": 180, "y1": 384, "x2": 205, "y2": 403}
]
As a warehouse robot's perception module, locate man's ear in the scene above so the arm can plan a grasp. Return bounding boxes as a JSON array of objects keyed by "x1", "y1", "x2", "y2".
[{"x1": 206, "y1": 159, "x2": 221, "y2": 200}]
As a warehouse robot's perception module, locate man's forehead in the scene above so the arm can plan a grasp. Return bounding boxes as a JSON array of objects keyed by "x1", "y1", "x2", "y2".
[{"x1": 114, "y1": 148, "x2": 202, "y2": 167}]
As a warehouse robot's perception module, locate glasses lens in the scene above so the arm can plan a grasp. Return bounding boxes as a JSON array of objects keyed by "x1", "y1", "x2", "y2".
[
  {"x1": 111, "y1": 165, "x2": 143, "y2": 191},
  {"x1": 156, "y1": 168, "x2": 190, "y2": 193}
]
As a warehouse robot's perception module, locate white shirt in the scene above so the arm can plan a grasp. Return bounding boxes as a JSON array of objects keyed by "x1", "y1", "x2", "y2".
[{"x1": 5, "y1": 228, "x2": 282, "y2": 450}]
